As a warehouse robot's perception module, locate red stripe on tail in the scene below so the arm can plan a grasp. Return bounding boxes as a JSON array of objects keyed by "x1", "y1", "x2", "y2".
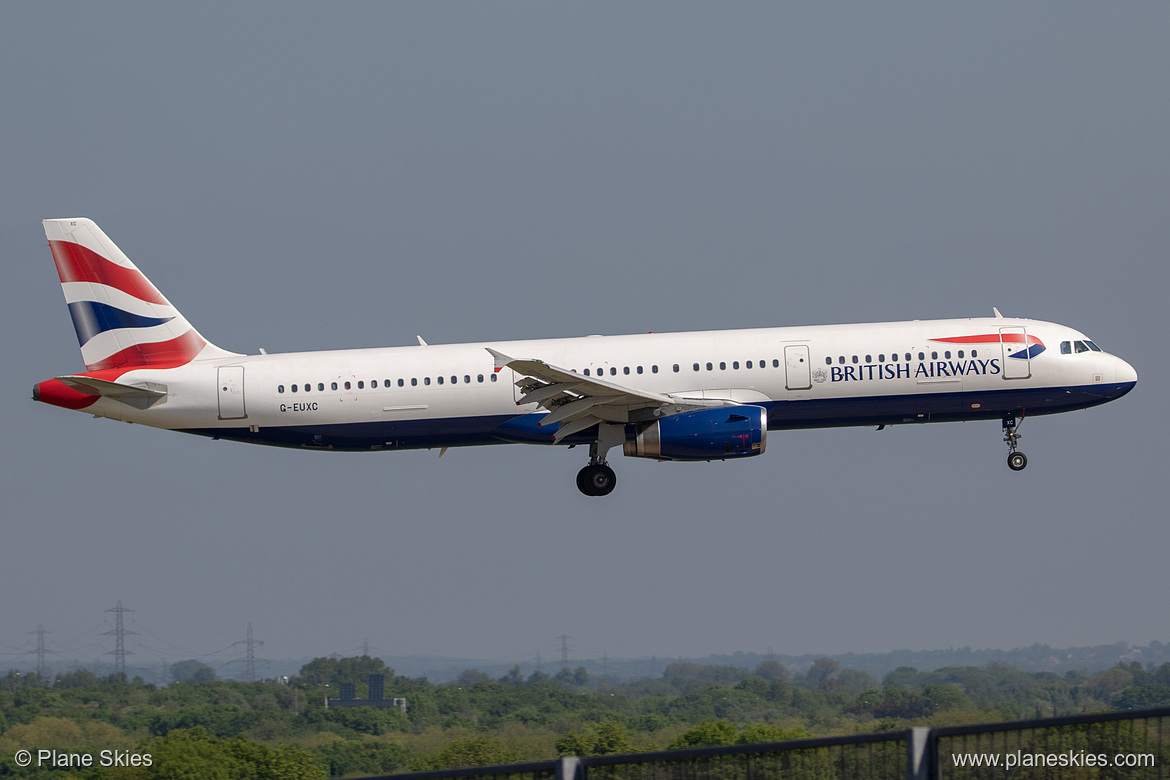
[
  {"x1": 48, "y1": 240, "x2": 169, "y2": 305},
  {"x1": 86, "y1": 330, "x2": 207, "y2": 371}
]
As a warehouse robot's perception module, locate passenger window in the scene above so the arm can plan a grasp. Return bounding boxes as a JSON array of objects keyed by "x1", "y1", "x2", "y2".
[
  {"x1": 733, "y1": 361, "x2": 739, "y2": 369},
  {"x1": 838, "y1": 356, "x2": 845, "y2": 364},
  {"x1": 476, "y1": 375, "x2": 483, "y2": 383},
  {"x1": 490, "y1": 373, "x2": 497, "y2": 382},
  {"x1": 637, "y1": 366, "x2": 643, "y2": 374},
  {"x1": 865, "y1": 355, "x2": 872, "y2": 363},
  {"x1": 851, "y1": 355, "x2": 858, "y2": 364},
  {"x1": 424, "y1": 377, "x2": 431, "y2": 386},
  {"x1": 971, "y1": 350, "x2": 978, "y2": 357},
  {"x1": 693, "y1": 363, "x2": 700, "y2": 371},
  {"x1": 344, "y1": 381, "x2": 351, "y2": 390},
  {"x1": 437, "y1": 376, "x2": 444, "y2": 385},
  {"x1": 957, "y1": 350, "x2": 964, "y2": 359},
  {"x1": 878, "y1": 354, "x2": 885, "y2": 362},
  {"x1": 624, "y1": 366, "x2": 630, "y2": 375},
  {"x1": 411, "y1": 378, "x2": 417, "y2": 386},
  {"x1": 331, "y1": 382, "x2": 338, "y2": 391},
  {"x1": 584, "y1": 368, "x2": 591, "y2": 376},
  {"x1": 291, "y1": 384, "x2": 298, "y2": 393},
  {"x1": 944, "y1": 351, "x2": 951, "y2": 359},
  {"x1": 610, "y1": 367, "x2": 617, "y2": 375},
  {"x1": 719, "y1": 362, "x2": 726, "y2": 370},
  {"x1": 773, "y1": 359, "x2": 779, "y2": 367},
  {"x1": 918, "y1": 352, "x2": 924, "y2": 361},
  {"x1": 931, "y1": 352, "x2": 938, "y2": 360},
  {"x1": 673, "y1": 364, "x2": 680, "y2": 372},
  {"x1": 706, "y1": 362, "x2": 713, "y2": 371},
  {"x1": 905, "y1": 353, "x2": 911, "y2": 362},
  {"x1": 464, "y1": 375, "x2": 471, "y2": 383},
  {"x1": 652, "y1": 365, "x2": 659, "y2": 373},
  {"x1": 398, "y1": 379, "x2": 404, "y2": 387},
  {"x1": 277, "y1": 385, "x2": 285, "y2": 393},
  {"x1": 358, "y1": 381, "x2": 364, "y2": 389}
]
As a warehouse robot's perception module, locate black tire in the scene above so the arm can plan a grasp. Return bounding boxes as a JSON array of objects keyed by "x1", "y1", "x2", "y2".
[
  {"x1": 578, "y1": 464, "x2": 616, "y2": 496},
  {"x1": 576, "y1": 466, "x2": 594, "y2": 496},
  {"x1": 1007, "y1": 452, "x2": 1028, "y2": 471}
]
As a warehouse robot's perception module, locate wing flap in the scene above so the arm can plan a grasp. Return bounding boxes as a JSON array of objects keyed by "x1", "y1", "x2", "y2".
[
  {"x1": 540, "y1": 395, "x2": 621, "y2": 427},
  {"x1": 552, "y1": 414, "x2": 604, "y2": 442}
]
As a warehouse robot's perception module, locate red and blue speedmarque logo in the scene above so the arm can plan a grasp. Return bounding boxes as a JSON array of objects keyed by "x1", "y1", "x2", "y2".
[{"x1": 930, "y1": 333, "x2": 1046, "y2": 360}]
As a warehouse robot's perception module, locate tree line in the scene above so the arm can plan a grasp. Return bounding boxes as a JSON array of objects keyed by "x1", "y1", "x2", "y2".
[{"x1": 2, "y1": 655, "x2": 1169, "y2": 778}]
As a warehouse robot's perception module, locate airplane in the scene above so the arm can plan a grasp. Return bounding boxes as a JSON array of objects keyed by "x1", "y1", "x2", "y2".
[{"x1": 33, "y1": 218, "x2": 1137, "y2": 496}]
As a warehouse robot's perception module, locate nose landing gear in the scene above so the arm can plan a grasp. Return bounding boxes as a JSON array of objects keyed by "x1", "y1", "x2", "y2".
[{"x1": 1003, "y1": 414, "x2": 1027, "y2": 471}]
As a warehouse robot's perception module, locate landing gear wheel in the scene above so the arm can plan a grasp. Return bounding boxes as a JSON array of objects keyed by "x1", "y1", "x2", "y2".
[
  {"x1": 1007, "y1": 451, "x2": 1028, "y2": 471},
  {"x1": 577, "y1": 464, "x2": 617, "y2": 496}
]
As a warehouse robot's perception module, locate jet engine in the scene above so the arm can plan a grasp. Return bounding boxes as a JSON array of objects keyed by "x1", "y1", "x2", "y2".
[{"x1": 624, "y1": 405, "x2": 767, "y2": 461}]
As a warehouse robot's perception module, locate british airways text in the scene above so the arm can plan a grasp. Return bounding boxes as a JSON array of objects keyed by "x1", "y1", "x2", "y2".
[{"x1": 831, "y1": 358, "x2": 1001, "y2": 383}]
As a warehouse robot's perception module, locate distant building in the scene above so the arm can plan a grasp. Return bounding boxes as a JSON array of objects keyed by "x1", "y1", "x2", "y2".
[{"x1": 326, "y1": 674, "x2": 406, "y2": 712}]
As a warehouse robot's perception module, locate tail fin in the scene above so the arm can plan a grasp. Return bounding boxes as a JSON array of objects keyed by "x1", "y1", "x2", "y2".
[{"x1": 43, "y1": 218, "x2": 238, "y2": 372}]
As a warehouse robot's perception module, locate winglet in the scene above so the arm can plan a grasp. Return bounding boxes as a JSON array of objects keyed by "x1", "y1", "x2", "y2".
[
  {"x1": 486, "y1": 347, "x2": 512, "y2": 373},
  {"x1": 992, "y1": 307, "x2": 1004, "y2": 319}
]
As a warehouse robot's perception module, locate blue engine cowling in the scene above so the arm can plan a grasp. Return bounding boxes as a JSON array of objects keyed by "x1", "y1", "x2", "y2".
[{"x1": 623, "y1": 405, "x2": 767, "y2": 461}]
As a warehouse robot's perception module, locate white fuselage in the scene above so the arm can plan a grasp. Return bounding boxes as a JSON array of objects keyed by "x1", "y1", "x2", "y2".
[{"x1": 67, "y1": 316, "x2": 1137, "y2": 453}]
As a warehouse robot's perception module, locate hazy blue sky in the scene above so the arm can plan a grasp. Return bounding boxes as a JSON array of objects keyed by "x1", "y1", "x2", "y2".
[{"x1": 2, "y1": 3, "x2": 1167, "y2": 674}]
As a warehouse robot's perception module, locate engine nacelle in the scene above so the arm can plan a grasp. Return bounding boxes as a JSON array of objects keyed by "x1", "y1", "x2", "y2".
[{"x1": 624, "y1": 405, "x2": 767, "y2": 461}]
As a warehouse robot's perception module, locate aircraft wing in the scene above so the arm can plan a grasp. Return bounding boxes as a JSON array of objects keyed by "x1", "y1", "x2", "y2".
[{"x1": 488, "y1": 348, "x2": 721, "y2": 442}]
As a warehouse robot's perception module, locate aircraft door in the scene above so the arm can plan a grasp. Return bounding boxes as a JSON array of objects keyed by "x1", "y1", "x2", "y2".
[
  {"x1": 784, "y1": 345, "x2": 811, "y2": 390},
  {"x1": 1000, "y1": 327, "x2": 1031, "y2": 380},
  {"x1": 218, "y1": 366, "x2": 247, "y2": 419}
]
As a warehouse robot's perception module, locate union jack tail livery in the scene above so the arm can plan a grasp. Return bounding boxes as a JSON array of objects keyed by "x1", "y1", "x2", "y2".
[{"x1": 43, "y1": 218, "x2": 235, "y2": 372}]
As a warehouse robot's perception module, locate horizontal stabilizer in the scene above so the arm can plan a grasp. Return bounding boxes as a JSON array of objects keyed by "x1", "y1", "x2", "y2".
[{"x1": 56, "y1": 375, "x2": 168, "y2": 409}]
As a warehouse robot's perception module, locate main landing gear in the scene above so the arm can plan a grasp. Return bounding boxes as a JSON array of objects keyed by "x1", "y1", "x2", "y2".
[
  {"x1": 577, "y1": 461, "x2": 617, "y2": 496},
  {"x1": 576, "y1": 423, "x2": 623, "y2": 496},
  {"x1": 1002, "y1": 414, "x2": 1027, "y2": 471}
]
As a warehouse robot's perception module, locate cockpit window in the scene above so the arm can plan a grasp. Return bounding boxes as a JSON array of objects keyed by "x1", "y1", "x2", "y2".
[{"x1": 1063, "y1": 339, "x2": 1104, "y2": 355}]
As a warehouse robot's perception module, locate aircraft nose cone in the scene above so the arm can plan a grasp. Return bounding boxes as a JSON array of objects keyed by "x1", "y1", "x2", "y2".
[{"x1": 1115, "y1": 356, "x2": 1138, "y2": 386}]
